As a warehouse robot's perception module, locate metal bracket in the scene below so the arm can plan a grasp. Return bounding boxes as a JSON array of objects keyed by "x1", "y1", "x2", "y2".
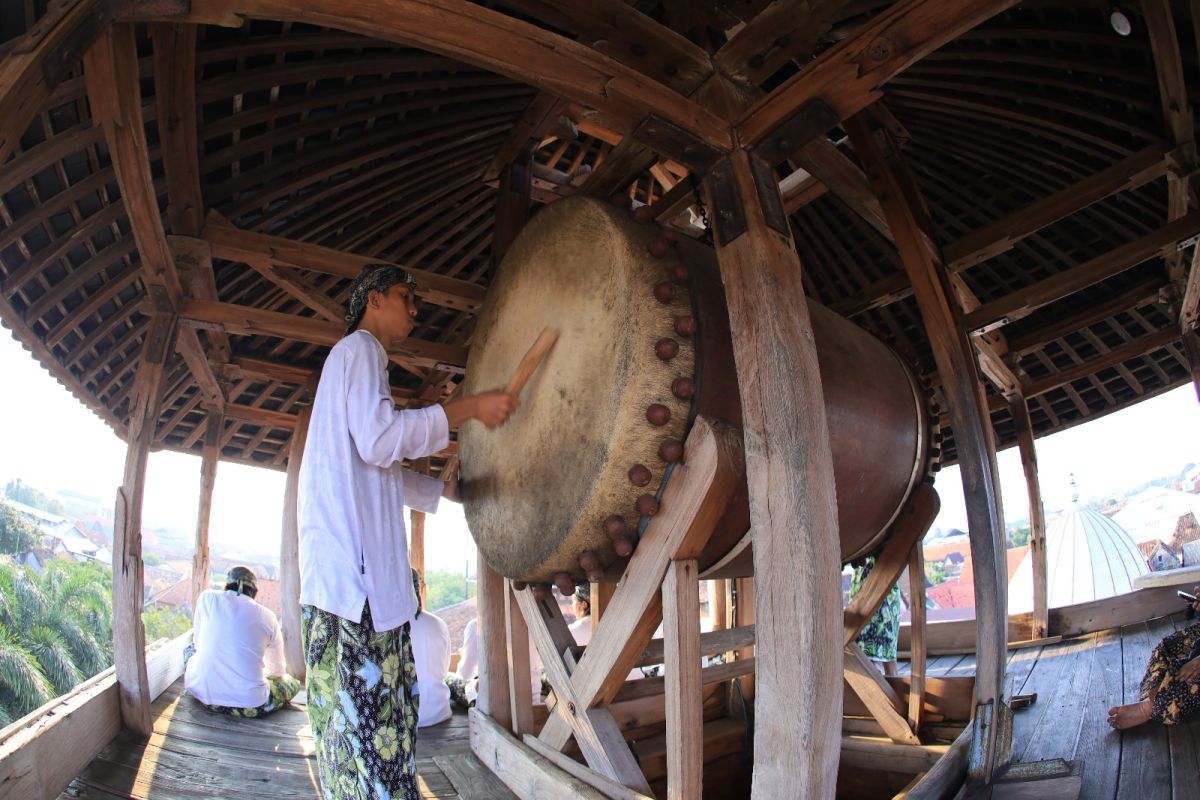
[
  {"x1": 632, "y1": 115, "x2": 726, "y2": 174},
  {"x1": 706, "y1": 158, "x2": 747, "y2": 246},
  {"x1": 751, "y1": 99, "x2": 841, "y2": 167},
  {"x1": 749, "y1": 152, "x2": 791, "y2": 240}
]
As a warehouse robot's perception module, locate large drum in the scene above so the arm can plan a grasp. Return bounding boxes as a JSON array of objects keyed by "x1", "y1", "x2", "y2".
[{"x1": 460, "y1": 196, "x2": 934, "y2": 585}]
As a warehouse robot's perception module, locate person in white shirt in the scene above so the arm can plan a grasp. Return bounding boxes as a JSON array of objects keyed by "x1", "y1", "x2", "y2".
[
  {"x1": 446, "y1": 617, "x2": 478, "y2": 709},
  {"x1": 185, "y1": 566, "x2": 299, "y2": 717},
  {"x1": 567, "y1": 584, "x2": 644, "y2": 681},
  {"x1": 408, "y1": 570, "x2": 452, "y2": 728},
  {"x1": 298, "y1": 263, "x2": 516, "y2": 800}
]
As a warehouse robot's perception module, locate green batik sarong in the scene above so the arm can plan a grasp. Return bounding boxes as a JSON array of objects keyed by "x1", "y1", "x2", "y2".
[
  {"x1": 849, "y1": 555, "x2": 903, "y2": 663},
  {"x1": 201, "y1": 673, "x2": 302, "y2": 717},
  {"x1": 303, "y1": 602, "x2": 420, "y2": 800}
]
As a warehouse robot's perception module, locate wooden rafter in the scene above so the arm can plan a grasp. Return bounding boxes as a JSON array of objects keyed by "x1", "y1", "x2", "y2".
[
  {"x1": 127, "y1": 0, "x2": 732, "y2": 151},
  {"x1": 736, "y1": 0, "x2": 1022, "y2": 146},
  {"x1": 201, "y1": 213, "x2": 486, "y2": 314},
  {"x1": 179, "y1": 299, "x2": 468, "y2": 370}
]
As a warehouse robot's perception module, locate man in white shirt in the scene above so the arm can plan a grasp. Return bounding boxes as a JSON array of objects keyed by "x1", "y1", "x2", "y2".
[
  {"x1": 185, "y1": 566, "x2": 299, "y2": 717},
  {"x1": 298, "y1": 263, "x2": 517, "y2": 800},
  {"x1": 408, "y1": 570, "x2": 452, "y2": 728}
]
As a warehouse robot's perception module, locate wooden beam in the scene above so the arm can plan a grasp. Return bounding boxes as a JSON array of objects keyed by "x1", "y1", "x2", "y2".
[
  {"x1": 190, "y1": 409, "x2": 220, "y2": 612},
  {"x1": 179, "y1": 299, "x2": 468, "y2": 370},
  {"x1": 963, "y1": 212, "x2": 1200, "y2": 333},
  {"x1": 174, "y1": 328, "x2": 224, "y2": 412},
  {"x1": 843, "y1": 643, "x2": 921, "y2": 746},
  {"x1": 906, "y1": 541, "x2": 927, "y2": 734},
  {"x1": 793, "y1": 137, "x2": 891, "y2": 239},
  {"x1": 150, "y1": 22, "x2": 204, "y2": 237},
  {"x1": 662, "y1": 559, "x2": 702, "y2": 800},
  {"x1": 1008, "y1": 395, "x2": 1047, "y2": 640},
  {"x1": 223, "y1": 402, "x2": 299, "y2": 430},
  {"x1": 1180, "y1": 242, "x2": 1200, "y2": 331},
  {"x1": 713, "y1": 0, "x2": 844, "y2": 87},
  {"x1": 0, "y1": 0, "x2": 111, "y2": 165},
  {"x1": 133, "y1": 0, "x2": 731, "y2": 151},
  {"x1": 280, "y1": 402, "x2": 311, "y2": 678},
  {"x1": 1023, "y1": 328, "x2": 1180, "y2": 398},
  {"x1": 83, "y1": 22, "x2": 184, "y2": 310},
  {"x1": 482, "y1": 92, "x2": 566, "y2": 183},
  {"x1": 202, "y1": 214, "x2": 486, "y2": 314},
  {"x1": 469, "y1": 709, "x2": 612, "y2": 800},
  {"x1": 843, "y1": 484, "x2": 938, "y2": 647},
  {"x1": 736, "y1": 0, "x2": 1020, "y2": 147},
  {"x1": 476, "y1": 556, "x2": 513, "y2": 731},
  {"x1": 845, "y1": 114, "x2": 1007, "y2": 773},
  {"x1": 110, "y1": 312, "x2": 177, "y2": 736},
  {"x1": 709, "y1": 148, "x2": 842, "y2": 798},
  {"x1": 1007, "y1": 277, "x2": 1163, "y2": 357},
  {"x1": 504, "y1": 581, "x2": 535, "y2": 736}
]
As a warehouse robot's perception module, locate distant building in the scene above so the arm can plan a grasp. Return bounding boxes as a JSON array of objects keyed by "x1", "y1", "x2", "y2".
[
  {"x1": 1009, "y1": 500, "x2": 1148, "y2": 612},
  {"x1": 1139, "y1": 540, "x2": 1181, "y2": 571},
  {"x1": 1112, "y1": 487, "x2": 1200, "y2": 546},
  {"x1": 1182, "y1": 541, "x2": 1200, "y2": 568}
]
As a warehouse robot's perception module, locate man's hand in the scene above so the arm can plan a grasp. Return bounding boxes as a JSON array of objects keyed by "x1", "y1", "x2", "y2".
[
  {"x1": 1180, "y1": 655, "x2": 1200, "y2": 682},
  {"x1": 444, "y1": 390, "x2": 520, "y2": 430}
]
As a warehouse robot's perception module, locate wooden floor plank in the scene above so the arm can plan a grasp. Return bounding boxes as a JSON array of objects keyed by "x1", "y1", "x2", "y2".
[
  {"x1": 1069, "y1": 628, "x2": 1125, "y2": 799},
  {"x1": 433, "y1": 754, "x2": 520, "y2": 800},
  {"x1": 1017, "y1": 632, "x2": 1100, "y2": 764},
  {"x1": 1115, "y1": 619, "x2": 1173, "y2": 800},
  {"x1": 1010, "y1": 633, "x2": 1095, "y2": 763}
]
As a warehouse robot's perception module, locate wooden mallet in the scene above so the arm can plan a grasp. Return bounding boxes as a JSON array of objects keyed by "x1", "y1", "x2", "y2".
[{"x1": 504, "y1": 327, "x2": 559, "y2": 399}]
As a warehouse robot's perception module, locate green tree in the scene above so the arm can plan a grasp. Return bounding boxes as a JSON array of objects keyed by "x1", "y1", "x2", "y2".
[
  {"x1": 4, "y1": 480, "x2": 66, "y2": 516},
  {"x1": 143, "y1": 605, "x2": 192, "y2": 642},
  {"x1": 424, "y1": 569, "x2": 475, "y2": 612},
  {"x1": 0, "y1": 504, "x2": 41, "y2": 554},
  {"x1": 1007, "y1": 524, "x2": 1032, "y2": 548},
  {"x1": 924, "y1": 560, "x2": 949, "y2": 586},
  {"x1": 0, "y1": 560, "x2": 112, "y2": 725}
]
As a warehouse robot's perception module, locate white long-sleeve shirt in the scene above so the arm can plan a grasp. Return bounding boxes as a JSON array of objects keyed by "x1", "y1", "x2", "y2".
[
  {"x1": 298, "y1": 330, "x2": 449, "y2": 631},
  {"x1": 411, "y1": 610, "x2": 452, "y2": 727},
  {"x1": 185, "y1": 589, "x2": 285, "y2": 708},
  {"x1": 455, "y1": 617, "x2": 479, "y2": 681}
]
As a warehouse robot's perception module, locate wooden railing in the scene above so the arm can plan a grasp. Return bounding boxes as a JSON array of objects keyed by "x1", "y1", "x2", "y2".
[{"x1": 0, "y1": 630, "x2": 192, "y2": 799}]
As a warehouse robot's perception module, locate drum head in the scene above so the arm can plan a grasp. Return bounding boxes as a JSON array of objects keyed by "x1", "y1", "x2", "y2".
[{"x1": 460, "y1": 197, "x2": 694, "y2": 582}]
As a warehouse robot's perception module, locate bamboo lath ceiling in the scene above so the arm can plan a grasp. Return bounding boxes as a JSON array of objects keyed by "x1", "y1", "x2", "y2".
[{"x1": 0, "y1": 0, "x2": 1197, "y2": 473}]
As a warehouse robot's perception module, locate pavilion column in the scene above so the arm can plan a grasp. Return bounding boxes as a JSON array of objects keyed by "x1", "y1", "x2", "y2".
[
  {"x1": 1008, "y1": 393, "x2": 1046, "y2": 638},
  {"x1": 845, "y1": 112, "x2": 1009, "y2": 776},
  {"x1": 1183, "y1": 329, "x2": 1200, "y2": 405},
  {"x1": 190, "y1": 409, "x2": 221, "y2": 611},
  {"x1": 112, "y1": 312, "x2": 178, "y2": 737},
  {"x1": 409, "y1": 510, "x2": 426, "y2": 605},
  {"x1": 708, "y1": 145, "x2": 842, "y2": 799},
  {"x1": 1008, "y1": 394, "x2": 1048, "y2": 639},
  {"x1": 280, "y1": 401, "x2": 313, "y2": 679}
]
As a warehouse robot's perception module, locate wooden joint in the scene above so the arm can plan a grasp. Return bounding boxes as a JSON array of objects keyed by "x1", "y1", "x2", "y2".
[
  {"x1": 41, "y1": 0, "x2": 118, "y2": 89},
  {"x1": 706, "y1": 158, "x2": 747, "y2": 245},
  {"x1": 631, "y1": 115, "x2": 726, "y2": 173},
  {"x1": 750, "y1": 99, "x2": 840, "y2": 167}
]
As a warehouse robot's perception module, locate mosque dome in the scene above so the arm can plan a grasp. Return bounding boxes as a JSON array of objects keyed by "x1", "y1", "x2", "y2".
[{"x1": 1009, "y1": 501, "x2": 1149, "y2": 612}]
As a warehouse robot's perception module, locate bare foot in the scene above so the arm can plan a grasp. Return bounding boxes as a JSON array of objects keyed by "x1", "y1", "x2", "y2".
[{"x1": 1107, "y1": 700, "x2": 1152, "y2": 730}]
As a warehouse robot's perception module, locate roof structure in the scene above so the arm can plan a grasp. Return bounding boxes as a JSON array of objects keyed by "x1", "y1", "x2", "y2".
[
  {"x1": 1, "y1": 2, "x2": 1198, "y2": 477},
  {"x1": 1009, "y1": 500, "x2": 1149, "y2": 611},
  {"x1": 1112, "y1": 485, "x2": 1200, "y2": 543}
]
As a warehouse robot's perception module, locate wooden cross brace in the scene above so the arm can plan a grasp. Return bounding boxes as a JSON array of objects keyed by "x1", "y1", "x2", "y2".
[{"x1": 511, "y1": 416, "x2": 744, "y2": 794}]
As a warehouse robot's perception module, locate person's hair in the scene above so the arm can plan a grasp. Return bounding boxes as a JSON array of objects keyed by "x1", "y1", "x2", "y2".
[
  {"x1": 574, "y1": 583, "x2": 591, "y2": 617},
  {"x1": 224, "y1": 565, "x2": 258, "y2": 598},
  {"x1": 344, "y1": 263, "x2": 418, "y2": 335}
]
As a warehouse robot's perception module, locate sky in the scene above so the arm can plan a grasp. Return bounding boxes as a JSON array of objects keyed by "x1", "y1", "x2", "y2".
[{"x1": 1, "y1": 326, "x2": 1198, "y2": 571}]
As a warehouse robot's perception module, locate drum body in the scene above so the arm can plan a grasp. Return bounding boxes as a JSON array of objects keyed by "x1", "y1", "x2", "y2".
[{"x1": 461, "y1": 197, "x2": 932, "y2": 584}]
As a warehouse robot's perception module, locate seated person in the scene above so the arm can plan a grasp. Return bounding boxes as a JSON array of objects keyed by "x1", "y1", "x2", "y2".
[
  {"x1": 409, "y1": 569, "x2": 453, "y2": 727},
  {"x1": 185, "y1": 566, "x2": 300, "y2": 717},
  {"x1": 848, "y1": 555, "x2": 903, "y2": 676},
  {"x1": 446, "y1": 617, "x2": 478, "y2": 710},
  {"x1": 1109, "y1": 586, "x2": 1200, "y2": 729},
  {"x1": 568, "y1": 584, "x2": 644, "y2": 680}
]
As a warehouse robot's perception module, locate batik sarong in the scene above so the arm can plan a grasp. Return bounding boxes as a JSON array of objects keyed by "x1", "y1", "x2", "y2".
[
  {"x1": 201, "y1": 674, "x2": 302, "y2": 718},
  {"x1": 849, "y1": 555, "x2": 903, "y2": 663},
  {"x1": 1138, "y1": 621, "x2": 1200, "y2": 725},
  {"x1": 302, "y1": 602, "x2": 420, "y2": 800}
]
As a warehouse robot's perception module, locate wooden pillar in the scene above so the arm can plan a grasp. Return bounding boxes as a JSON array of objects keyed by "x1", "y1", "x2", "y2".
[
  {"x1": 476, "y1": 557, "x2": 513, "y2": 730},
  {"x1": 505, "y1": 580, "x2": 535, "y2": 736},
  {"x1": 190, "y1": 409, "x2": 221, "y2": 611},
  {"x1": 709, "y1": 578, "x2": 728, "y2": 630},
  {"x1": 280, "y1": 401, "x2": 312, "y2": 679},
  {"x1": 590, "y1": 580, "x2": 616, "y2": 635},
  {"x1": 1008, "y1": 394, "x2": 1048, "y2": 639},
  {"x1": 663, "y1": 559, "x2": 702, "y2": 800},
  {"x1": 846, "y1": 113, "x2": 1008, "y2": 776},
  {"x1": 1184, "y1": 329, "x2": 1200, "y2": 405},
  {"x1": 409, "y1": 510, "x2": 426, "y2": 606},
  {"x1": 710, "y1": 144, "x2": 842, "y2": 799},
  {"x1": 112, "y1": 312, "x2": 177, "y2": 737},
  {"x1": 907, "y1": 541, "x2": 927, "y2": 733}
]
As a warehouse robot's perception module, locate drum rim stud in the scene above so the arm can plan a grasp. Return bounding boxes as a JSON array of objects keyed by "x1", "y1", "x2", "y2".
[
  {"x1": 628, "y1": 464, "x2": 652, "y2": 486},
  {"x1": 646, "y1": 403, "x2": 671, "y2": 425},
  {"x1": 655, "y1": 338, "x2": 680, "y2": 361}
]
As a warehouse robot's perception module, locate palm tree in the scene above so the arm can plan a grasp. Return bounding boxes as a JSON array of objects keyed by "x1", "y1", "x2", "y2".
[{"x1": 0, "y1": 560, "x2": 112, "y2": 725}]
